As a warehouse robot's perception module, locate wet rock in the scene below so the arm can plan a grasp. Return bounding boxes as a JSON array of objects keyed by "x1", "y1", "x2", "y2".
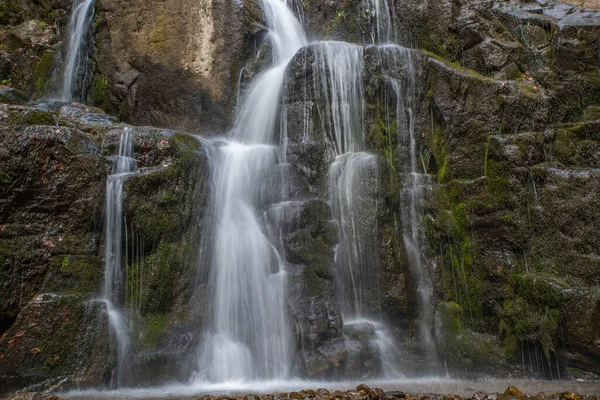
[
  {"x1": 0, "y1": 121, "x2": 107, "y2": 336},
  {"x1": 345, "y1": 339, "x2": 377, "y2": 378},
  {"x1": 343, "y1": 321, "x2": 376, "y2": 340},
  {"x1": 5, "y1": 394, "x2": 64, "y2": 400},
  {"x1": 317, "y1": 337, "x2": 347, "y2": 367},
  {"x1": 0, "y1": 85, "x2": 29, "y2": 105},
  {"x1": 11, "y1": 20, "x2": 52, "y2": 44},
  {"x1": 503, "y1": 387, "x2": 525, "y2": 398},
  {"x1": 297, "y1": 350, "x2": 330, "y2": 378},
  {"x1": 0, "y1": 297, "x2": 111, "y2": 391},
  {"x1": 57, "y1": 102, "x2": 119, "y2": 132},
  {"x1": 0, "y1": 104, "x2": 55, "y2": 127}
]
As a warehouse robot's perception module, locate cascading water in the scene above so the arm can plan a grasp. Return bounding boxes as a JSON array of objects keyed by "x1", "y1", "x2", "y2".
[
  {"x1": 312, "y1": 41, "x2": 402, "y2": 377},
  {"x1": 104, "y1": 129, "x2": 137, "y2": 386},
  {"x1": 314, "y1": 42, "x2": 365, "y2": 155},
  {"x1": 60, "y1": 0, "x2": 95, "y2": 102},
  {"x1": 196, "y1": 0, "x2": 307, "y2": 383},
  {"x1": 388, "y1": 46, "x2": 437, "y2": 359},
  {"x1": 363, "y1": 0, "x2": 392, "y2": 44},
  {"x1": 329, "y1": 153, "x2": 379, "y2": 318}
]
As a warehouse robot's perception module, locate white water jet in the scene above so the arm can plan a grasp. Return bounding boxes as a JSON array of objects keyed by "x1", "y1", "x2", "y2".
[
  {"x1": 104, "y1": 129, "x2": 137, "y2": 386},
  {"x1": 197, "y1": 0, "x2": 307, "y2": 383},
  {"x1": 61, "y1": 0, "x2": 95, "y2": 102}
]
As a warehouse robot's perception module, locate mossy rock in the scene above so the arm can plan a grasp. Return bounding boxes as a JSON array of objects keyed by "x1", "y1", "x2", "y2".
[
  {"x1": 435, "y1": 301, "x2": 506, "y2": 371},
  {"x1": 44, "y1": 255, "x2": 102, "y2": 294},
  {"x1": 34, "y1": 50, "x2": 56, "y2": 97},
  {"x1": 0, "y1": 105, "x2": 55, "y2": 126},
  {"x1": 500, "y1": 275, "x2": 562, "y2": 360},
  {"x1": 583, "y1": 106, "x2": 600, "y2": 122}
]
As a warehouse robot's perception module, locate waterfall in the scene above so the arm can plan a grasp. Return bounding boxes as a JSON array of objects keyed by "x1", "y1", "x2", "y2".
[
  {"x1": 196, "y1": 0, "x2": 307, "y2": 383},
  {"x1": 329, "y1": 153, "x2": 380, "y2": 318},
  {"x1": 60, "y1": 0, "x2": 95, "y2": 102},
  {"x1": 363, "y1": 0, "x2": 392, "y2": 44},
  {"x1": 388, "y1": 47, "x2": 437, "y2": 359},
  {"x1": 314, "y1": 42, "x2": 365, "y2": 155},
  {"x1": 313, "y1": 41, "x2": 404, "y2": 376},
  {"x1": 104, "y1": 129, "x2": 137, "y2": 386}
]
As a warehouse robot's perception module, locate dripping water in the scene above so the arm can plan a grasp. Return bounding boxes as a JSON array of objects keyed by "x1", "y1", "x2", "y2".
[
  {"x1": 104, "y1": 128, "x2": 137, "y2": 387},
  {"x1": 387, "y1": 46, "x2": 437, "y2": 360}
]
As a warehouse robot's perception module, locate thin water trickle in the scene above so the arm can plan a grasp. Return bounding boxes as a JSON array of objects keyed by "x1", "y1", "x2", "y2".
[
  {"x1": 104, "y1": 129, "x2": 137, "y2": 387},
  {"x1": 329, "y1": 153, "x2": 379, "y2": 318},
  {"x1": 61, "y1": 0, "x2": 95, "y2": 102},
  {"x1": 388, "y1": 47, "x2": 436, "y2": 359}
]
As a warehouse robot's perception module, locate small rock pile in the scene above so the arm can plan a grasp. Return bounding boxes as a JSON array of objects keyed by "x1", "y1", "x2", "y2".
[{"x1": 195, "y1": 385, "x2": 597, "y2": 400}]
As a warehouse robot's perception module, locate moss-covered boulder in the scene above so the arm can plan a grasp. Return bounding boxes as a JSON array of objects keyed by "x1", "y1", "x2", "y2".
[{"x1": 0, "y1": 295, "x2": 110, "y2": 391}]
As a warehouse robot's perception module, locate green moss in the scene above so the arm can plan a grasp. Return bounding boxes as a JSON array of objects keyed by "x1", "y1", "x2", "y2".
[
  {"x1": 90, "y1": 75, "x2": 108, "y2": 108},
  {"x1": 483, "y1": 136, "x2": 491, "y2": 177},
  {"x1": 583, "y1": 106, "x2": 600, "y2": 122},
  {"x1": 34, "y1": 50, "x2": 55, "y2": 97},
  {"x1": 50, "y1": 255, "x2": 102, "y2": 293},
  {"x1": 93, "y1": 10, "x2": 105, "y2": 29},
  {"x1": 140, "y1": 313, "x2": 171, "y2": 349},
  {"x1": 500, "y1": 274, "x2": 562, "y2": 359},
  {"x1": 141, "y1": 242, "x2": 176, "y2": 314},
  {"x1": 432, "y1": 124, "x2": 450, "y2": 183},
  {"x1": 421, "y1": 33, "x2": 460, "y2": 62},
  {"x1": 7, "y1": 108, "x2": 55, "y2": 126},
  {"x1": 124, "y1": 135, "x2": 200, "y2": 244},
  {"x1": 437, "y1": 301, "x2": 505, "y2": 369},
  {"x1": 552, "y1": 128, "x2": 577, "y2": 164}
]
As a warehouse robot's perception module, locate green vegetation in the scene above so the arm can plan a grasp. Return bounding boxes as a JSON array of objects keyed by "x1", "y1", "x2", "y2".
[{"x1": 34, "y1": 50, "x2": 55, "y2": 96}]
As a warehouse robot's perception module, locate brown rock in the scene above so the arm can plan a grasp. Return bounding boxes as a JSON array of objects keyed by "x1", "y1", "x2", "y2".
[{"x1": 504, "y1": 387, "x2": 525, "y2": 398}]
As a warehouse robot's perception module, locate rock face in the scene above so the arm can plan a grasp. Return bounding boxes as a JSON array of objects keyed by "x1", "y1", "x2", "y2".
[
  {"x1": 1, "y1": 0, "x2": 600, "y2": 393},
  {"x1": 0, "y1": 0, "x2": 71, "y2": 98},
  {"x1": 91, "y1": 0, "x2": 253, "y2": 132}
]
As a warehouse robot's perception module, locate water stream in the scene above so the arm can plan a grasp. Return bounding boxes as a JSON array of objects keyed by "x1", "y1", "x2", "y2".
[
  {"x1": 104, "y1": 129, "x2": 137, "y2": 387},
  {"x1": 387, "y1": 47, "x2": 436, "y2": 359},
  {"x1": 60, "y1": 0, "x2": 95, "y2": 102},
  {"x1": 195, "y1": 0, "x2": 307, "y2": 383}
]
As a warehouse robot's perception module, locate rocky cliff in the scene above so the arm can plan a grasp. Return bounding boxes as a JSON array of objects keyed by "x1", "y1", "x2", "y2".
[{"x1": 0, "y1": 0, "x2": 599, "y2": 392}]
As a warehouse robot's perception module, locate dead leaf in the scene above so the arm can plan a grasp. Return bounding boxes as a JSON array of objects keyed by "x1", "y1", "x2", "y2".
[
  {"x1": 30, "y1": 348, "x2": 41, "y2": 355},
  {"x1": 53, "y1": 354, "x2": 60, "y2": 362},
  {"x1": 14, "y1": 330, "x2": 26, "y2": 338}
]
